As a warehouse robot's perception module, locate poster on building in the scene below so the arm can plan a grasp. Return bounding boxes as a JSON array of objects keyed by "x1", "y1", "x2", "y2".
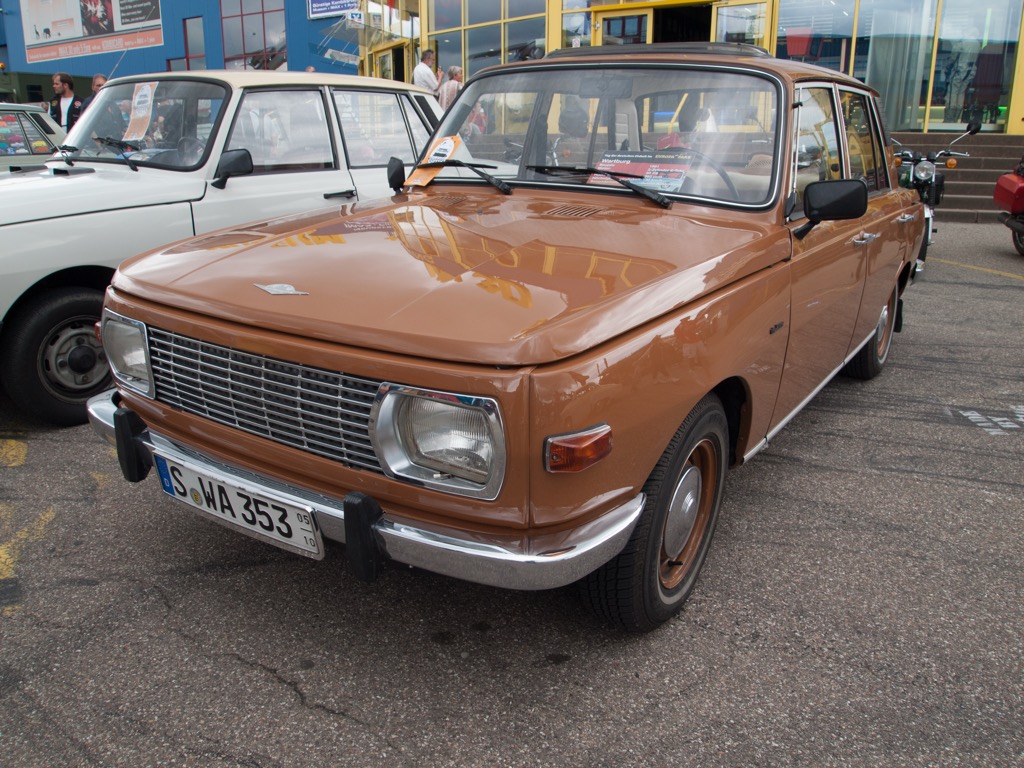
[
  {"x1": 309, "y1": 0, "x2": 358, "y2": 20},
  {"x1": 21, "y1": 0, "x2": 164, "y2": 63}
]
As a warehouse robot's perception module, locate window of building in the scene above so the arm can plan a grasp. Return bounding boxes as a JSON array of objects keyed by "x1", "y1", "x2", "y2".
[
  {"x1": 431, "y1": 3, "x2": 546, "y2": 78},
  {"x1": 714, "y1": 2, "x2": 767, "y2": 48},
  {"x1": 168, "y1": 16, "x2": 206, "y2": 71},
  {"x1": 222, "y1": 0, "x2": 287, "y2": 70}
]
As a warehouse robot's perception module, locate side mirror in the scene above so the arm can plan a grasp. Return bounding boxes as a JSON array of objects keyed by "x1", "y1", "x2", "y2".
[
  {"x1": 387, "y1": 156, "x2": 407, "y2": 194},
  {"x1": 211, "y1": 148, "x2": 253, "y2": 189},
  {"x1": 793, "y1": 179, "x2": 868, "y2": 239},
  {"x1": 966, "y1": 120, "x2": 982, "y2": 136}
]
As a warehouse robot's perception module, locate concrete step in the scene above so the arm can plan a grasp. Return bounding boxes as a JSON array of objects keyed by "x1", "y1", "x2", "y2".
[{"x1": 937, "y1": 207, "x2": 1005, "y2": 224}]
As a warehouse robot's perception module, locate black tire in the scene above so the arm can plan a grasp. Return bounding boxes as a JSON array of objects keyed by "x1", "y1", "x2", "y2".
[
  {"x1": 582, "y1": 393, "x2": 728, "y2": 632},
  {"x1": 843, "y1": 284, "x2": 897, "y2": 381},
  {"x1": 1012, "y1": 228, "x2": 1024, "y2": 257},
  {"x1": 0, "y1": 288, "x2": 110, "y2": 426}
]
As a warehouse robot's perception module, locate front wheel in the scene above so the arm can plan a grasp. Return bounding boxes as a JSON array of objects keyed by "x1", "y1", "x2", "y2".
[
  {"x1": 0, "y1": 288, "x2": 111, "y2": 426},
  {"x1": 843, "y1": 284, "x2": 897, "y2": 381},
  {"x1": 582, "y1": 394, "x2": 728, "y2": 632},
  {"x1": 1012, "y1": 226, "x2": 1024, "y2": 257}
]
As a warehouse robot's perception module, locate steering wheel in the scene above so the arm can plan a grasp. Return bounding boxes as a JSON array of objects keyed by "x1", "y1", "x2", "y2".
[
  {"x1": 683, "y1": 148, "x2": 739, "y2": 201},
  {"x1": 176, "y1": 137, "x2": 206, "y2": 165}
]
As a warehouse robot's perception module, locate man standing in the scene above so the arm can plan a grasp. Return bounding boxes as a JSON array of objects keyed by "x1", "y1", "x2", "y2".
[
  {"x1": 412, "y1": 49, "x2": 442, "y2": 97},
  {"x1": 50, "y1": 73, "x2": 84, "y2": 131},
  {"x1": 81, "y1": 73, "x2": 108, "y2": 112}
]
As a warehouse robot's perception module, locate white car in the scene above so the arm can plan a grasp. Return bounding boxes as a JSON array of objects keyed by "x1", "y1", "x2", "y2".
[
  {"x1": 0, "y1": 70, "x2": 441, "y2": 425},
  {"x1": 0, "y1": 102, "x2": 66, "y2": 170}
]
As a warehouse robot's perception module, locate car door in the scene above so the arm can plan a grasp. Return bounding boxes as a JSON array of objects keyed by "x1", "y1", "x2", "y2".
[
  {"x1": 770, "y1": 83, "x2": 869, "y2": 429},
  {"x1": 332, "y1": 88, "x2": 435, "y2": 200},
  {"x1": 191, "y1": 86, "x2": 356, "y2": 233},
  {"x1": 837, "y1": 88, "x2": 911, "y2": 356}
]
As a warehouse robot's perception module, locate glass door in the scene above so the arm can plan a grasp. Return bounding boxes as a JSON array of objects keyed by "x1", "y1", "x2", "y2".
[{"x1": 594, "y1": 9, "x2": 654, "y2": 46}]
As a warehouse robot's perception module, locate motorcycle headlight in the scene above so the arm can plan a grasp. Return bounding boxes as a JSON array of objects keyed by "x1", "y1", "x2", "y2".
[
  {"x1": 371, "y1": 385, "x2": 505, "y2": 499},
  {"x1": 914, "y1": 160, "x2": 936, "y2": 183},
  {"x1": 101, "y1": 310, "x2": 154, "y2": 397}
]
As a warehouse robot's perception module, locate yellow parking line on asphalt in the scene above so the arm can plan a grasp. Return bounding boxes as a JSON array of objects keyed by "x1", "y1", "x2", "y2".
[
  {"x1": 1, "y1": 505, "x2": 57, "y2": 616},
  {"x1": 932, "y1": 258, "x2": 1024, "y2": 281},
  {"x1": 0, "y1": 439, "x2": 28, "y2": 468}
]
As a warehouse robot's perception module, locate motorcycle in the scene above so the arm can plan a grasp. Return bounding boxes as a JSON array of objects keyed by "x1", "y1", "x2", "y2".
[
  {"x1": 894, "y1": 120, "x2": 981, "y2": 273},
  {"x1": 994, "y1": 155, "x2": 1024, "y2": 256}
]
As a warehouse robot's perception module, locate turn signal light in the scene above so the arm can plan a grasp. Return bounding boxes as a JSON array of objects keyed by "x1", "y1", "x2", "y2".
[
  {"x1": 544, "y1": 424, "x2": 612, "y2": 473},
  {"x1": 946, "y1": 158, "x2": 958, "y2": 169}
]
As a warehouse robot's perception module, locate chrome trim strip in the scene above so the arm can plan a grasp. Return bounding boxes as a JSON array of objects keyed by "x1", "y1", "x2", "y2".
[
  {"x1": 742, "y1": 328, "x2": 875, "y2": 463},
  {"x1": 88, "y1": 390, "x2": 644, "y2": 591}
]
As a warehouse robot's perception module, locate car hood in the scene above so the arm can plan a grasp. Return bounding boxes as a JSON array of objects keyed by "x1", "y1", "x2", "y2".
[
  {"x1": 114, "y1": 188, "x2": 790, "y2": 365},
  {"x1": 0, "y1": 163, "x2": 206, "y2": 226}
]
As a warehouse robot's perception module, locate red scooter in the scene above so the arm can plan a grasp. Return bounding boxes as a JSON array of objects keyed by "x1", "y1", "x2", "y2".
[{"x1": 994, "y1": 157, "x2": 1024, "y2": 256}]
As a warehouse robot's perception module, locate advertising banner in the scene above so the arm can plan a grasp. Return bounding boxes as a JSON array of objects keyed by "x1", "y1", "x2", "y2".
[
  {"x1": 22, "y1": 0, "x2": 163, "y2": 63},
  {"x1": 309, "y1": 0, "x2": 359, "y2": 20}
]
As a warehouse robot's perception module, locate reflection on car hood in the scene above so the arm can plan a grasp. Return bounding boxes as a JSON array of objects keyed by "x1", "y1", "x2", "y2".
[
  {"x1": 114, "y1": 188, "x2": 790, "y2": 365},
  {"x1": 0, "y1": 163, "x2": 206, "y2": 227}
]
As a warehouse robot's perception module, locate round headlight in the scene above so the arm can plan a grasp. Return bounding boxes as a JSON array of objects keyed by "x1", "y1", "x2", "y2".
[{"x1": 913, "y1": 160, "x2": 936, "y2": 183}]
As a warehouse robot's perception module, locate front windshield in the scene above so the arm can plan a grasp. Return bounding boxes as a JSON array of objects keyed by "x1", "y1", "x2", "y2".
[
  {"x1": 62, "y1": 79, "x2": 228, "y2": 170},
  {"x1": 427, "y1": 65, "x2": 780, "y2": 206}
]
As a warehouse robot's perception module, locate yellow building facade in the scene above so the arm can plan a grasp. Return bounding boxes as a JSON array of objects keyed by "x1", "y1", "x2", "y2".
[{"x1": 358, "y1": 0, "x2": 1024, "y2": 133}]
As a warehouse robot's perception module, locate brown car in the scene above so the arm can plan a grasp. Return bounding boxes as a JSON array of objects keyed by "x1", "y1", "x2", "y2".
[{"x1": 89, "y1": 44, "x2": 923, "y2": 632}]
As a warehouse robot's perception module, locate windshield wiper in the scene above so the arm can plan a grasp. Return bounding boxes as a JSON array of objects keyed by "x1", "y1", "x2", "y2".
[
  {"x1": 417, "y1": 159, "x2": 511, "y2": 194},
  {"x1": 55, "y1": 144, "x2": 78, "y2": 166},
  {"x1": 526, "y1": 164, "x2": 673, "y2": 209},
  {"x1": 93, "y1": 136, "x2": 141, "y2": 171}
]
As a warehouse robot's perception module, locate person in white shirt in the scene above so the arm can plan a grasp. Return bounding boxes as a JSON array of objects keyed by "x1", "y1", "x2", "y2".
[
  {"x1": 50, "y1": 72, "x2": 84, "y2": 131},
  {"x1": 413, "y1": 49, "x2": 443, "y2": 97}
]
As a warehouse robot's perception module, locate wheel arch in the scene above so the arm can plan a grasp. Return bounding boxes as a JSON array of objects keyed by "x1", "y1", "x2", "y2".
[
  {"x1": 711, "y1": 376, "x2": 748, "y2": 468},
  {"x1": 2, "y1": 265, "x2": 114, "y2": 330}
]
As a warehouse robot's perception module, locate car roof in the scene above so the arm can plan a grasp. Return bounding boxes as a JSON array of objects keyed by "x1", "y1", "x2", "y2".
[
  {"x1": 106, "y1": 69, "x2": 435, "y2": 96},
  {"x1": 1, "y1": 102, "x2": 48, "y2": 113},
  {"x1": 486, "y1": 43, "x2": 873, "y2": 92}
]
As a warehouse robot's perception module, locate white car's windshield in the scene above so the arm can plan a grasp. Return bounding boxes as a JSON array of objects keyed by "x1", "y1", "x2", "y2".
[
  {"x1": 423, "y1": 65, "x2": 780, "y2": 206},
  {"x1": 62, "y1": 79, "x2": 229, "y2": 170}
]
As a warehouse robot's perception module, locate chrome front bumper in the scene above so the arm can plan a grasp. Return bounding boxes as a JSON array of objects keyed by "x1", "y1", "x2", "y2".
[{"x1": 87, "y1": 390, "x2": 644, "y2": 591}]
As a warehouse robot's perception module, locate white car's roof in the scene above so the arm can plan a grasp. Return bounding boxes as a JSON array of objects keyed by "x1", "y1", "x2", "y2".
[
  {"x1": 106, "y1": 69, "x2": 433, "y2": 96},
  {"x1": 1, "y1": 102, "x2": 50, "y2": 113}
]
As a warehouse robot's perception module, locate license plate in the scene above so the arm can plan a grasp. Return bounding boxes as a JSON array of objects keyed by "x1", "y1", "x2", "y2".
[{"x1": 153, "y1": 453, "x2": 324, "y2": 559}]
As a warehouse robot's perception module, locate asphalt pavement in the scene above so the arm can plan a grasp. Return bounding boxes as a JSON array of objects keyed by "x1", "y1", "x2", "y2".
[{"x1": 0, "y1": 221, "x2": 1021, "y2": 767}]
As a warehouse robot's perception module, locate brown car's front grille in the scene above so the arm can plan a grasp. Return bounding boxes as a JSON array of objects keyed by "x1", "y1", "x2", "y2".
[{"x1": 148, "y1": 328, "x2": 384, "y2": 473}]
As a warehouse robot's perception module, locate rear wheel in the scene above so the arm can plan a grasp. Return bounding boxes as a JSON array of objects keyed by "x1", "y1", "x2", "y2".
[
  {"x1": 1012, "y1": 228, "x2": 1024, "y2": 257},
  {"x1": 582, "y1": 394, "x2": 728, "y2": 632},
  {"x1": 843, "y1": 284, "x2": 897, "y2": 380},
  {"x1": 0, "y1": 288, "x2": 110, "y2": 426}
]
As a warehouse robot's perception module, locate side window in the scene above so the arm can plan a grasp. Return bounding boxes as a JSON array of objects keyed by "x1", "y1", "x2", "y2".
[
  {"x1": 402, "y1": 96, "x2": 431, "y2": 158},
  {"x1": 334, "y1": 90, "x2": 416, "y2": 167},
  {"x1": 1, "y1": 112, "x2": 55, "y2": 155},
  {"x1": 227, "y1": 90, "x2": 334, "y2": 173},
  {"x1": 793, "y1": 86, "x2": 841, "y2": 216},
  {"x1": 840, "y1": 91, "x2": 887, "y2": 192}
]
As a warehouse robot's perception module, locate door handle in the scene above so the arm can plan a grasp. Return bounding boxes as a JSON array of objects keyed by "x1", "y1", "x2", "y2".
[
  {"x1": 324, "y1": 189, "x2": 357, "y2": 199},
  {"x1": 897, "y1": 213, "x2": 916, "y2": 223},
  {"x1": 853, "y1": 233, "x2": 879, "y2": 246}
]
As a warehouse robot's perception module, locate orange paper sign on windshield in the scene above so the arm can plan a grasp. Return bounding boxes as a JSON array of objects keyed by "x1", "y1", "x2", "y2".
[{"x1": 406, "y1": 135, "x2": 463, "y2": 186}]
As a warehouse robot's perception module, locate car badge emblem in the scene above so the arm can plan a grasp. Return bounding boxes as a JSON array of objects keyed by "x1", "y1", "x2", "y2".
[{"x1": 255, "y1": 283, "x2": 308, "y2": 295}]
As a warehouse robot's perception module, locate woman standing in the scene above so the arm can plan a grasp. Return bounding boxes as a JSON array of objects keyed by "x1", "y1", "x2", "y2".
[{"x1": 439, "y1": 66, "x2": 463, "y2": 110}]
